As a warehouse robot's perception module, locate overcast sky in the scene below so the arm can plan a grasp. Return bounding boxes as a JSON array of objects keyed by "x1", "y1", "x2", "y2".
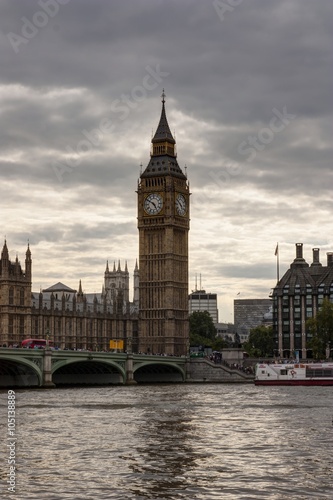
[{"x1": 0, "y1": 0, "x2": 332, "y2": 322}]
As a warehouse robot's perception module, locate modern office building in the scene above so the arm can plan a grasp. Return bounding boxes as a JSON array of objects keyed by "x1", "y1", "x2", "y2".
[
  {"x1": 234, "y1": 298, "x2": 271, "y2": 342},
  {"x1": 188, "y1": 290, "x2": 219, "y2": 324},
  {"x1": 272, "y1": 243, "x2": 333, "y2": 359}
]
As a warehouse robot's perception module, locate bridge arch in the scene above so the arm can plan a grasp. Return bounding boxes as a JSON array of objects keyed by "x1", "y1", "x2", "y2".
[
  {"x1": 0, "y1": 354, "x2": 43, "y2": 387},
  {"x1": 52, "y1": 358, "x2": 126, "y2": 385},
  {"x1": 133, "y1": 361, "x2": 186, "y2": 383}
]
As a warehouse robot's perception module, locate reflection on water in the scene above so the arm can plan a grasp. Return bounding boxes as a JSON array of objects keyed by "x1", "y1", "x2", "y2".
[
  {"x1": 0, "y1": 385, "x2": 332, "y2": 499},
  {"x1": 125, "y1": 389, "x2": 199, "y2": 499}
]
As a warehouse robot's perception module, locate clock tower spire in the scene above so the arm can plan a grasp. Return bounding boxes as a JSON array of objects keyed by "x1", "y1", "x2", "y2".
[{"x1": 137, "y1": 93, "x2": 190, "y2": 356}]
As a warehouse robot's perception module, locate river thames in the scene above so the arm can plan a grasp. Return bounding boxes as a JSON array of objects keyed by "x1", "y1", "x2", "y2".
[{"x1": 1, "y1": 384, "x2": 332, "y2": 499}]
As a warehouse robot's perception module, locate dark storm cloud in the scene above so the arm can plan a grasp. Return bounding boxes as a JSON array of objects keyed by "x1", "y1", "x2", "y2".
[{"x1": 0, "y1": 0, "x2": 332, "y2": 315}]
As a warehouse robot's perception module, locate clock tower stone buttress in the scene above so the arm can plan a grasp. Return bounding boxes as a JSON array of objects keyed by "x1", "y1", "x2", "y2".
[{"x1": 137, "y1": 92, "x2": 190, "y2": 355}]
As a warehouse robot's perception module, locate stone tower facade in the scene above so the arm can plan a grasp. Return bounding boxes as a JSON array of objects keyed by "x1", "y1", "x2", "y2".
[
  {"x1": 137, "y1": 92, "x2": 190, "y2": 355},
  {"x1": 103, "y1": 260, "x2": 130, "y2": 304},
  {"x1": 0, "y1": 241, "x2": 32, "y2": 345},
  {"x1": 133, "y1": 260, "x2": 139, "y2": 309}
]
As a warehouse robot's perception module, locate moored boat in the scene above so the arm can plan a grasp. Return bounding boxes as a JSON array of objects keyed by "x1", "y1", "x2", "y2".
[{"x1": 255, "y1": 362, "x2": 333, "y2": 386}]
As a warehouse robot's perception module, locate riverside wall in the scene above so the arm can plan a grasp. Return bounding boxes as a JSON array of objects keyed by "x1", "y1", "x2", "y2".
[{"x1": 187, "y1": 358, "x2": 254, "y2": 383}]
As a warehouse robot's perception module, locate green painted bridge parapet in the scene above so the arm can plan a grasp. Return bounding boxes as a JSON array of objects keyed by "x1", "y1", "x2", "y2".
[{"x1": 0, "y1": 348, "x2": 188, "y2": 387}]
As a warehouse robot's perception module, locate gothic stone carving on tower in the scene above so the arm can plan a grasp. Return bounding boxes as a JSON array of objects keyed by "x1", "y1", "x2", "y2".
[{"x1": 0, "y1": 241, "x2": 32, "y2": 346}]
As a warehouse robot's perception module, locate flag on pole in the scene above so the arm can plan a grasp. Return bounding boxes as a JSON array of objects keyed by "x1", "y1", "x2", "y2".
[{"x1": 275, "y1": 243, "x2": 280, "y2": 282}]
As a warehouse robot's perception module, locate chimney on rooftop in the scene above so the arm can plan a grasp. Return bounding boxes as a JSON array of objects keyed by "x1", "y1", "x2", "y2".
[
  {"x1": 327, "y1": 252, "x2": 333, "y2": 266},
  {"x1": 311, "y1": 248, "x2": 321, "y2": 266},
  {"x1": 296, "y1": 243, "x2": 303, "y2": 259},
  {"x1": 291, "y1": 242, "x2": 308, "y2": 269}
]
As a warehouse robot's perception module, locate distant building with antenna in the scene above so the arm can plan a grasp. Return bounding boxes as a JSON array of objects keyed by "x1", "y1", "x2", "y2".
[{"x1": 188, "y1": 274, "x2": 218, "y2": 323}]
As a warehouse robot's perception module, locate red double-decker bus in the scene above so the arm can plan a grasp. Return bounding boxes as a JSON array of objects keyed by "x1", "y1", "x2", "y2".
[{"x1": 21, "y1": 338, "x2": 53, "y2": 349}]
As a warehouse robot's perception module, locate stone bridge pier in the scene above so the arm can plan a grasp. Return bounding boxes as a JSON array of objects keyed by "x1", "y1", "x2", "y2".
[{"x1": 42, "y1": 349, "x2": 56, "y2": 388}]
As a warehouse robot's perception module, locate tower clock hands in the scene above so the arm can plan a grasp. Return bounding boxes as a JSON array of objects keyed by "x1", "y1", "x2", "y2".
[
  {"x1": 144, "y1": 193, "x2": 163, "y2": 215},
  {"x1": 175, "y1": 194, "x2": 186, "y2": 216}
]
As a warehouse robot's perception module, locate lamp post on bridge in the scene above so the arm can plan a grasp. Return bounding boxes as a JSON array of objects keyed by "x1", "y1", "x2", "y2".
[
  {"x1": 46, "y1": 328, "x2": 50, "y2": 350},
  {"x1": 42, "y1": 327, "x2": 55, "y2": 388},
  {"x1": 127, "y1": 336, "x2": 132, "y2": 355},
  {"x1": 125, "y1": 337, "x2": 136, "y2": 385}
]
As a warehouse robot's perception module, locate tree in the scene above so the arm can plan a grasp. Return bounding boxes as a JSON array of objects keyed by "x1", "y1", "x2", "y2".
[
  {"x1": 189, "y1": 311, "x2": 217, "y2": 349},
  {"x1": 243, "y1": 326, "x2": 274, "y2": 357},
  {"x1": 190, "y1": 311, "x2": 216, "y2": 340},
  {"x1": 212, "y1": 335, "x2": 230, "y2": 351},
  {"x1": 306, "y1": 298, "x2": 333, "y2": 359}
]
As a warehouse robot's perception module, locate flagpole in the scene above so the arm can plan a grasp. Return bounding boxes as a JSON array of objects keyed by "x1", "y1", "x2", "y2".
[{"x1": 275, "y1": 243, "x2": 280, "y2": 283}]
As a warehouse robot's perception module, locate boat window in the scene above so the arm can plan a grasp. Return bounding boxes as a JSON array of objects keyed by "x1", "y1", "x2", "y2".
[
  {"x1": 280, "y1": 369, "x2": 287, "y2": 375},
  {"x1": 306, "y1": 368, "x2": 333, "y2": 378}
]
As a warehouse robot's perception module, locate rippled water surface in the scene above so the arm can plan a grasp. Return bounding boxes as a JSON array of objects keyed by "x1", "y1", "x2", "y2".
[{"x1": 1, "y1": 384, "x2": 333, "y2": 499}]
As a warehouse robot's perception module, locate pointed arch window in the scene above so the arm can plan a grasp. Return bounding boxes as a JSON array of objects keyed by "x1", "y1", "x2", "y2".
[
  {"x1": 8, "y1": 315, "x2": 14, "y2": 335},
  {"x1": 9, "y1": 287, "x2": 14, "y2": 305}
]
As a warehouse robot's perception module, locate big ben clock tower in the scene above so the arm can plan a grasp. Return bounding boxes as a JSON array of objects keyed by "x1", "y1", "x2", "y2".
[{"x1": 137, "y1": 91, "x2": 190, "y2": 356}]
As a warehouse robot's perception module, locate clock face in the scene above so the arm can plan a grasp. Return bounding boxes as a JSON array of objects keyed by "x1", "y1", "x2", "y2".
[
  {"x1": 175, "y1": 193, "x2": 186, "y2": 216},
  {"x1": 144, "y1": 193, "x2": 163, "y2": 215}
]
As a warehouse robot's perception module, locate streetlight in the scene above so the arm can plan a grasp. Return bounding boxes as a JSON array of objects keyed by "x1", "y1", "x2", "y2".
[{"x1": 127, "y1": 337, "x2": 132, "y2": 355}]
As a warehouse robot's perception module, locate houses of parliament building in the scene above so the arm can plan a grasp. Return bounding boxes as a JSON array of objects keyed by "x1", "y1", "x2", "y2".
[
  {"x1": 0, "y1": 239, "x2": 140, "y2": 353},
  {"x1": 0, "y1": 94, "x2": 190, "y2": 355}
]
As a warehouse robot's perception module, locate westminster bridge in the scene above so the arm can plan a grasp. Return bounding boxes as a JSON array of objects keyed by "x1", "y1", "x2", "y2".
[{"x1": 0, "y1": 348, "x2": 253, "y2": 387}]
